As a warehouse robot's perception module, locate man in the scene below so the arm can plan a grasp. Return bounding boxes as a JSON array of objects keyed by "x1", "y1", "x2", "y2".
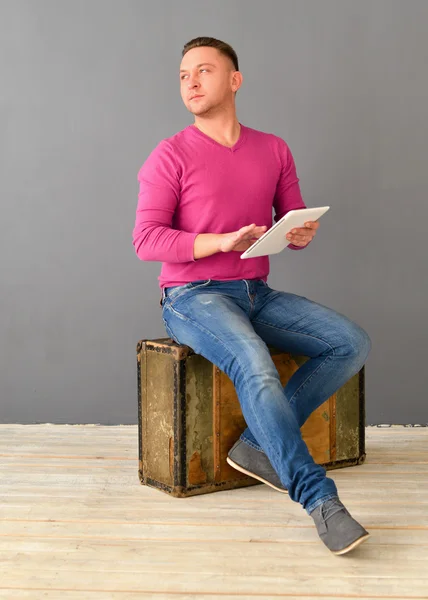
[{"x1": 133, "y1": 37, "x2": 372, "y2": 555}]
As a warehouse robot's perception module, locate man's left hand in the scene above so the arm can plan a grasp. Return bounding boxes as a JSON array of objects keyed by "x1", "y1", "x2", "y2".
[{"x1": 286, "y1": 220, "x2": 319, "y2": 247}]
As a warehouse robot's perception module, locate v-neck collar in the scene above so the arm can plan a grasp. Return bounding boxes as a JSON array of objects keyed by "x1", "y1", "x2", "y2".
[{"x1": 189, "y1": 123, "x2": 247, "y2": 153}]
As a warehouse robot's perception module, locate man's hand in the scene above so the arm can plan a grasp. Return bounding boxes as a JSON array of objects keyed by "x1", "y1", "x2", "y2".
[
  {"x1": 218, "y1": 223, "x2": 267, "y2": 253},
  {"x1": 286, "y1": 220, "x2": 319, "y2": 247}
]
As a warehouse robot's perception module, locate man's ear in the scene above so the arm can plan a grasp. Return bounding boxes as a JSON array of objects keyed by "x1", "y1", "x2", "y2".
[{"x1": 232, "y1": 71, "x2": 243, "y2": 93}]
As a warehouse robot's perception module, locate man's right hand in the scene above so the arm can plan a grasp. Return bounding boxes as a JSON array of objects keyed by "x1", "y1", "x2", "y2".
[
  {"x1": 218, "y1": 224, "x2": 268, "y2": 253},
  {"x1": 193, "y1": 224, "x2": 268, "y2": 260}
]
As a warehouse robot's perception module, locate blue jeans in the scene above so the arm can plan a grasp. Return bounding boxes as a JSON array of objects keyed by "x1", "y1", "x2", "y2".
[{"x1": 161, "y1": 278, "x2": 371, "y2": 514}]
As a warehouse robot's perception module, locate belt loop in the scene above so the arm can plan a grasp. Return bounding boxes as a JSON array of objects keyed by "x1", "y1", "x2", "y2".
[{"x1": 159, "y1": 288, "x2": 165, "y2": 307}]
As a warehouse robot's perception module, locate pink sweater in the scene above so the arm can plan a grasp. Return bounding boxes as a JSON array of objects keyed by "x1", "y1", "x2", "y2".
[{"x1": 133, "y1": 124, "x2": 306, "y2": 288}]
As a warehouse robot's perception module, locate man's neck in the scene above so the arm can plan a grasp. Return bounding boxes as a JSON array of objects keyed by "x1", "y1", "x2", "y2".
[{"x1": 193, "y1": 113, "x2": 241, "y2": 148}]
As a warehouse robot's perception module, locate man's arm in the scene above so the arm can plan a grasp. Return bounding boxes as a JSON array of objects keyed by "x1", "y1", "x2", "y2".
[
  {"x1": 133, "y1": 141, "x2": 199, "y2": 263},
  {"x1": 272, "y1": 138, "x2": 310, "y2": 250}
]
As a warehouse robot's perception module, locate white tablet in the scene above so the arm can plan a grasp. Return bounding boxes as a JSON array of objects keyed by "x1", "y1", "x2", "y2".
[{"x1": 240, "y1": 206, "x2": 330, "y2": 259}]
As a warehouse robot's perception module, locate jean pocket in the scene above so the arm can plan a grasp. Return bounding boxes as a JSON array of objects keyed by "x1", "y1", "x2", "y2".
[
  {"x1": 164, "y1": 283, "x2": 191, "y2": 304},
  {"x1": 165, "y1": 279, "x2": 212, "y2": 306},
  {"x1": 188, "y1": 279, "x2": 212, "y2": 290}
]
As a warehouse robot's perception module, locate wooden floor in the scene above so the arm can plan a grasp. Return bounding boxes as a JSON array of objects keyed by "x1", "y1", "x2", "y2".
[{"x1": 0, "y1": 426, "x2": 427, "y2": 599}]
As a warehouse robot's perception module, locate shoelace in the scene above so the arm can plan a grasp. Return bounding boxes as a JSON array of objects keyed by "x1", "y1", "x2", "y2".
[{"x1": 321, "y1": 501, "x2": 348, "y2": 524}]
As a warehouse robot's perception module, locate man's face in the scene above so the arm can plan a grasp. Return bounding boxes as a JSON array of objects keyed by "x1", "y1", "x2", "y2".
[{"x1": 179, "y1": 46, "x2": 240, "y2": 116}]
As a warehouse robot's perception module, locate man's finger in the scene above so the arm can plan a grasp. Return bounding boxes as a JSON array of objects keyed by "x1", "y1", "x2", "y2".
[
  {"x1": 289, "y1": 226, "x2": 315, "y2": 235},
  {"x1": 286, "y1": 233, "x2": 313, "y2": 243},
  {"x1": 288, "y1": 235, "x2": 310, "y2": 245},
  {"x1": 288, "y1": 238, "x2": 311, "y2": 244},
  {"x1": 286, "y1": 232, "x2": 313, "y2": 239},
  {"x1": 241, "y1": 225, "x2": 266, "y2": 236},
  {"x1": 304, "y1": 220, "x2": 320, "y2": 230}
]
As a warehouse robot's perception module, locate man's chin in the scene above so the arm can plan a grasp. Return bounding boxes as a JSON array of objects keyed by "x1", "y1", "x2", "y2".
[
  {"x1": 189, "y1": 109, "x2": 207, "y2": 116},
  {"x1": 187, "y1": 104, "x2": 213, "y2": 117}
]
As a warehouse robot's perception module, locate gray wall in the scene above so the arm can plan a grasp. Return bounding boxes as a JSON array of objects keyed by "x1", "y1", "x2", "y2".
[{"x1": 1, "y1": 0, "x2": 427, "y2": 424}]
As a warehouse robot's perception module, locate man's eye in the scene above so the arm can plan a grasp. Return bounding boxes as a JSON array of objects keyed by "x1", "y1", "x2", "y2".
[{"x1": 181, "y1": 74, "x2": 188, "y2": 80}]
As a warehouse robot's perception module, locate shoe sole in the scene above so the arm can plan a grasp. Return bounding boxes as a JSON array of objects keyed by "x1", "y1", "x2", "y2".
[
  {"x1": 226, "y1": 456, "x2": 288, "y2": 494},
  {"x1": 332, "y1": 533, "x2": 370, "y2": 556}
]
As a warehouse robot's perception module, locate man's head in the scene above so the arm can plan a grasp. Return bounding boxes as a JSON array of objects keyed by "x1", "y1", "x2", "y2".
[{"x1": 180, "y1": 37, "x2": 243, "y2": 117}]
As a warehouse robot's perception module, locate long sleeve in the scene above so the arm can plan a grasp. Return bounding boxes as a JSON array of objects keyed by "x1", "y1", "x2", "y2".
[
  {"x1": 272, "y1": 138, "x2": 309, "y2": 251},
  {"x1": 132, "y1": 141, "x2": 198, "y2": 263}
]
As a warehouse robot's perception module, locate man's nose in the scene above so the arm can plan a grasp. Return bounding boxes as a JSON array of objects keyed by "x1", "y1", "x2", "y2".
[{"x1": 187, "y1": 77, "x2": 200, "y2": 89}]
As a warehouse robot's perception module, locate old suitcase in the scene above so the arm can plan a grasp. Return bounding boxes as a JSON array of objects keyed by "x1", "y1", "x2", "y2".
[{"x1": 137, "y1": 337, "x2": 365, "y2": 498}]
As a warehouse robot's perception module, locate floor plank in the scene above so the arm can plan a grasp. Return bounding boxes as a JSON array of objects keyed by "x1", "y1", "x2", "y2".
[{"x1": 0, "y1": 424, "x2": 427, "y2": 599}]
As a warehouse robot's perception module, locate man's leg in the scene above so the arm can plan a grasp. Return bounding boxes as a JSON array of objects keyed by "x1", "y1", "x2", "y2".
[
  {"x1": 244, "y1": 280, "x2": 371, "y2": 554},
  {"x1": 161, "y1": 281, "x2": 338, "y2": 513}
]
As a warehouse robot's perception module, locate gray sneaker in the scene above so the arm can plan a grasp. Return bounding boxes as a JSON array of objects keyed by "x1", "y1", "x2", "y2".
[
  {"x1": 226, "y1": 438, "x2": 288, "y2": 494},
  {"x1": 310, "y1": 497, "x2": 370, "y2": 555}
]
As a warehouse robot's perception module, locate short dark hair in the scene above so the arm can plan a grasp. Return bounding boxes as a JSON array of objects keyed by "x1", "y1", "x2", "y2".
[{"x1": 182, "y1": 37, "x2": 239, "y2": 71}]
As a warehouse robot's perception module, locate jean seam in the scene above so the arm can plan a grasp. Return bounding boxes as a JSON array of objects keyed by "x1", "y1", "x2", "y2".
[
  {"x1": 164, "y1": 304, "x2": 281, "y2": 463},
  {"x1": 252, "y1": 319, "x2": 336, "y2": 355},
  {"x1": 251, "y1": 319, "x2": 337, "y2": 404},
  {"x1": 289, "y1": 354, "x2": 333, "y2": 405},
  {"x1": 165, "y1": 325, "x2": 174, "y2": 341},
  {"x1": 240, "y1": 435, "x2": 265, "y2": 453}
]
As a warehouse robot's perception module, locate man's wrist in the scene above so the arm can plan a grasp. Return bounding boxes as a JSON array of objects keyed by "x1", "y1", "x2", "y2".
[
  {"x1": 194, "y1": 233, "x2": 225, "y2": 260},
  {"x1": 215, "y1": 233, "x2": 224, "y2": 253}
]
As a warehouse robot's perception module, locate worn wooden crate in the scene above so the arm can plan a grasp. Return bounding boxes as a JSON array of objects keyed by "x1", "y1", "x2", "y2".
[{"x1": 137, "y1": 338, "x2": 365, "y2": 498}]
